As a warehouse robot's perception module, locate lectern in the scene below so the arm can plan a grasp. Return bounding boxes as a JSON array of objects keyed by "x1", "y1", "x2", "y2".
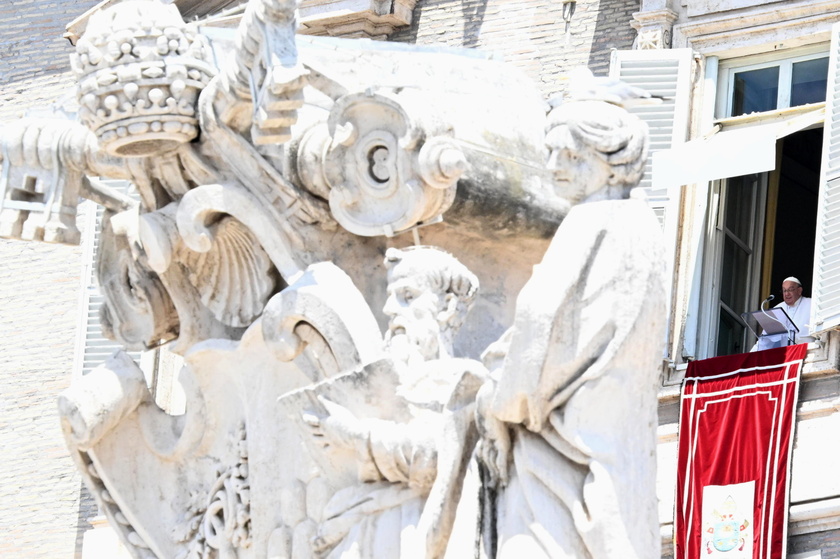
[{"x1": 741, "y1": 307, "x2": 798, "y2": 351}]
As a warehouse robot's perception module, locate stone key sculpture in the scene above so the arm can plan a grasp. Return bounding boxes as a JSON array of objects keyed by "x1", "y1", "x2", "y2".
[{"x1": 0, "y1": 0, "x2": 666, "y2": 557}]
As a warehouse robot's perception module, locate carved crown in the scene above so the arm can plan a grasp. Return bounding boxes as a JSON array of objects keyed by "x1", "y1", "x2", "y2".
[{"x1": 71, "y1": 0, "x2": 217, "y2": 157}]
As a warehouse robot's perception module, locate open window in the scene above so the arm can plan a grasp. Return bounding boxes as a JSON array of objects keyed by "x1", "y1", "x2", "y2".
[
  {"x1": 696, "y1": 41, "x2": 832, "y2": 357},
  {"x1": 617, "y1": 22, "x2": 840, "y2": 364},
  {"x1": 717, "y1": 48, "x2": 829, "y2": 118},
  {"x1": 698, "y1": 126, "x2": 821, "y2": 357}
]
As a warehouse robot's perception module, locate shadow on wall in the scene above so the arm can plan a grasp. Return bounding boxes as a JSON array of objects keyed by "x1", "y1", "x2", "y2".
[
  {"x1": 390, "y1": 1, "x2": 421, "y2": 43},
  {"x1": 462, "y1": 0, "x2": 489, "y2": 48},
  {"x1": 387, "y1": 0, "x2": 490, "y2": 47},
  {"x1": 74, "y1": 483, "x2": 96, "y2": 559},
  {"x1": 586, "y1": 0, "x2": 640, "y2": 74}
]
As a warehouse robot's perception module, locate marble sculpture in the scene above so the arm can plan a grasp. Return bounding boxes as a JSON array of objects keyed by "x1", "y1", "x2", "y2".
[{"x1": 0, "y1": 0, "x2": 666, "y2": 557}]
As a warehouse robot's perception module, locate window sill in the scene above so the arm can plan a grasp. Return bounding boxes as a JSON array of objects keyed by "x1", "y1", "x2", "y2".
[{"x1": 659, "y1": 334, "x2": 839, "y2": 404}]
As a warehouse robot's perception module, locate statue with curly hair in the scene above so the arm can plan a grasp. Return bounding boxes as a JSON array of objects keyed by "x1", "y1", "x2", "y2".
[
  {"x1": 381, "y1": 246, "x2": 480, "y2": 367},
  {"x1": 304, "y1": 246, "x2": 487, "y2": 559},
  {"x1": 476, "y1": 97, "x2": 666, "y2": 558}
]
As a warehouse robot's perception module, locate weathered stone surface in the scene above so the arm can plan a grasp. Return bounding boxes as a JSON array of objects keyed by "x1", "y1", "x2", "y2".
[
  {"x1": 475, "y1": 98, "x2": 664, "y2": 559},
  {"x1": 1, "y1": 0, "x2": 666, "y2": 557}
]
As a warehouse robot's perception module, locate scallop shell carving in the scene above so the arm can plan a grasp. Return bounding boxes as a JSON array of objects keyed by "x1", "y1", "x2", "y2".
[{"x1": 184, "y1": 217, "x2": 276, "y2": 327}]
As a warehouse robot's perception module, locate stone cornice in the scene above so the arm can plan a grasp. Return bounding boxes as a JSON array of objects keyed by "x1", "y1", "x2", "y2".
[
  {"x1": 789, "y1": 497, "x2": 840, "y2": 536},
  {"x1": 630, "y1": 8, "x2": 678, "y2": 32},
  {"x1": 297, "y1": 0, "x2": 419, "y2": 39},
  {"x1": 672, "y1": 0, "x2": 840, "y2": 57},
  {"x1": 66, "y1": 0, "x2": 419, "y2": 45}
]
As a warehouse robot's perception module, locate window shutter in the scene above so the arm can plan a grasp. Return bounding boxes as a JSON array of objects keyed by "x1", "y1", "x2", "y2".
[
  {"x1": 610, "y1": 48, "x2": 693, "y2": 231},
  {"x1": 812, "y1": 22, "x2": 840, "y2": 335},
  {"x1": 73, "y1": 180, "x2": 142, "y2": 378},
  {"x1": 610, "y1": 48, "x2": 694, "y2": 353}
]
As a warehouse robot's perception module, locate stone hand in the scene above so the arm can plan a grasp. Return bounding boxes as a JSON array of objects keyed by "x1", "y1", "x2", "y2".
[
  {"x1": 475, "y1": 381, "x2": 511, "y2": 487},
  {"x1": 302, "y1": 396, "x2": 367, "y2": 452}
]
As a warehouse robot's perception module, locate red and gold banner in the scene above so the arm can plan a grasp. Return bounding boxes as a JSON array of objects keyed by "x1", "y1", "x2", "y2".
[{"x1": 675, "y1": 344, "x2": 806, "y2": 559}]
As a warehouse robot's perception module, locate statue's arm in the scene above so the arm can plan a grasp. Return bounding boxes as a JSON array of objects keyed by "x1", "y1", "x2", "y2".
[
  {"x1": 487, "y1": 203, "x2": 627, "y2": 432},
  {"x1": 303, "y1": 397, "x2": 438, "y2": 490},
  {"x1": 360, "y1": 417, "x2": 439, "y2": 490}
]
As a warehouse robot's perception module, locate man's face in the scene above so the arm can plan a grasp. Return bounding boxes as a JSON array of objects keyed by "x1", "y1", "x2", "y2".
[
  {"x1": 383, "y1": 264, "x2": 445, "y2": 362},
  {"x1": 782, "y1": 281, "x2": 803, "y2": 306}
]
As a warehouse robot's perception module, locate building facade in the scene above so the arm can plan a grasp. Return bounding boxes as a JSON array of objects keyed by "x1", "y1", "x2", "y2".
[
  {"x1": 617, "y1": 2, "x2": 840, "y2": 556},
  {"x1": 1, "y1": 1, "x2": 105, "y2": 556}
]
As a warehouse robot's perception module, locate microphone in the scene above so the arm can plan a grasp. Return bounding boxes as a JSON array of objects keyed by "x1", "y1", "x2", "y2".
[{"x1": 761, "y1": 294, "x2": 775, "y2": 312}]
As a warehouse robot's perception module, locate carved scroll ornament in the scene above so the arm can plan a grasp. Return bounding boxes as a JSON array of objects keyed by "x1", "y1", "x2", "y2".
[{"x1": 296, "y1": 91, "x2": 464, "y2": 237}]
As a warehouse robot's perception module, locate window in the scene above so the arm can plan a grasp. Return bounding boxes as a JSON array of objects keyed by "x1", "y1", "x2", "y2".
[
  {"x1": 697, "y1": 125, "x2": 822, "y2": 358},
  {"x1": 695, "y1": 49, "x2": 831, "y2": 357},
  {"x1": 608, "y1": 32, "x2": 840, "y2": 365},
  {"x1": 711, "y1": 173, "x2": 767, "y2": 356},
  {"x1": 719, "y1": 50, "x2": 829, "y2": 118}
]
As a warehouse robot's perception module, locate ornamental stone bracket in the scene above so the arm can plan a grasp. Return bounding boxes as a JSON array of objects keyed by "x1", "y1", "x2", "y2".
[
  {"x1": 631, "y1": 2, "x2": 678, "y2": 49},
  {"x1": 297, "y1": 0, "x2": 419, "y2": 40}
]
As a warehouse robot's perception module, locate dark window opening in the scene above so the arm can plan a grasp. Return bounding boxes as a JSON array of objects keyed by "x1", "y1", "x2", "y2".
[
  {"x1": 766, "y1": 127, "x2": 821, "y2": 303},
  {"x1": 714, "y1": 127, "x2": 821, "y2": 357},
  {"x1": 791, "y1": 58, "x2": 829, "y2": 106},
  {"x1": 733, "y1": 66, "x2": 779, "y2": 116}
]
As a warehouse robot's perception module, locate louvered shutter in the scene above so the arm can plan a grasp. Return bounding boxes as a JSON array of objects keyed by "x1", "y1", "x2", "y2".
[
  {"x1": 73, "y1": 180, "x2": 142, "y2": 377},
  {"x1": 610, "y1": 48, "x2": 693, "y2": 354},
  {"x1": 812, "y1": 22, "x2": 840, "y2": 334},
  {"x1": 610, "y1": 48, "x2": 693, "y2": 232}
]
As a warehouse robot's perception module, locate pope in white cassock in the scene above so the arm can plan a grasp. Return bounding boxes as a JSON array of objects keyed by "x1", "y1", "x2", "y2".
[{"x1": 775, "y1": 276, "x2": 814, "y2": 344}]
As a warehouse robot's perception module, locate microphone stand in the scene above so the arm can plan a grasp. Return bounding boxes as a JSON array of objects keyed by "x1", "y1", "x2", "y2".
[{"x1": 741, "y1": 295, "x2": 775, "y2": 345}]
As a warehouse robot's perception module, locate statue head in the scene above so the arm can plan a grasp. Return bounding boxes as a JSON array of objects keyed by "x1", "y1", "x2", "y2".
[
  {"x1": 97, "y1": 211, "x2": 179, "y2": 350},
  {"x1": 545, "y1": 99, "x2": 648, "y2": 204},
  {"x1": 383, "y1": 246, "x2": 479, "y2": 362}
]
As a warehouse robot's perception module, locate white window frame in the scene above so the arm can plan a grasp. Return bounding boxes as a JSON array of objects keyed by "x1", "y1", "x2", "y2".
[
  {"x1": 697, "y1": 174, "x2": 769, "y2": 359},
  {"x1": 716, "y1": 44, "x2": 830, "y2": 119}
]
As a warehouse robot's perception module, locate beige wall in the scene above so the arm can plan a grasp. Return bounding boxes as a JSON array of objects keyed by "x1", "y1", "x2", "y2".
[{"x1": 0, "y1": 1, "x2": 101, "y2": 557}]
